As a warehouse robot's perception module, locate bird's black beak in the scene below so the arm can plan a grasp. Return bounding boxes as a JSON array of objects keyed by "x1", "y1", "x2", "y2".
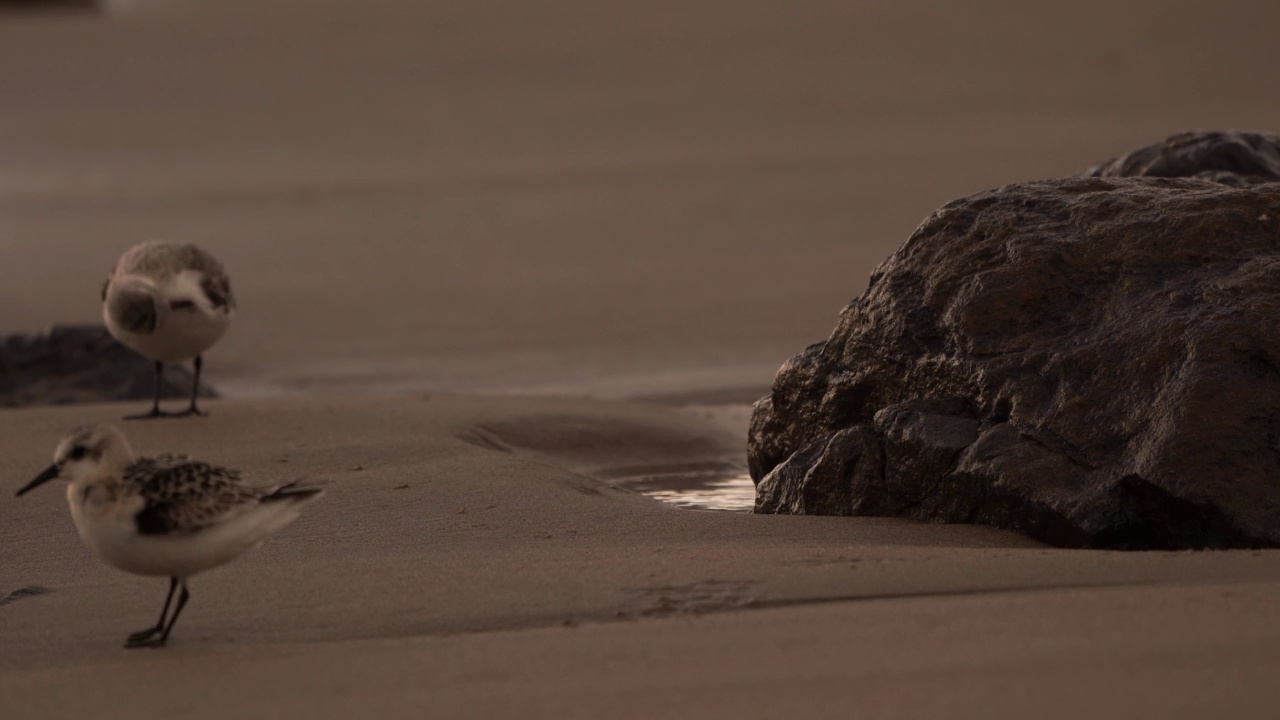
[{"x1": 16, "y1": 465, "x2": 60, "y2": 498}]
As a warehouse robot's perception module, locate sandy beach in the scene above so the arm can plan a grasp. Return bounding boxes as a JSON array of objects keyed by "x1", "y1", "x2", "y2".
[
  {"x1": 4, "y1": 1, "x2": 1280, "y2": 717},
  {"x1": 5, "y1": 397, "x2": 1280, "y2": 718}
]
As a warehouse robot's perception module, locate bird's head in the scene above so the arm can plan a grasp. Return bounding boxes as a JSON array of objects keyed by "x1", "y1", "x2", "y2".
[
  {"x1": 16, "y1": 424, "x2": 135, "y2": 497},
  {"x1": 103, "y1": 274, "x2": 167, "y2": 336}
]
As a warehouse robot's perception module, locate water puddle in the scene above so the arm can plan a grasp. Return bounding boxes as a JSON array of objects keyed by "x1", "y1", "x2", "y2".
[
  {"x1": 616, "y1": 466, "x2": 756, "y2": 512},
  {"x1": 455, "y1": 404, "x2": 761, "y2": 512}
]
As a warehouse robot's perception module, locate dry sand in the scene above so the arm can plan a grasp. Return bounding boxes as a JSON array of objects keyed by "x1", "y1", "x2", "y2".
[{"x1": 3, "y1": 0, "x2": 1280, "y2": 717}]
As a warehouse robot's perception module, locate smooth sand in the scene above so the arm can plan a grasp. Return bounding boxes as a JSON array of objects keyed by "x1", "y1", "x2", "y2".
[
  {"x1": 4, "y1": 1, "x2": 1280, "y2": 717},
  {"x1": 5, "y1": 397, "x2": 1280, "y2": 719}
]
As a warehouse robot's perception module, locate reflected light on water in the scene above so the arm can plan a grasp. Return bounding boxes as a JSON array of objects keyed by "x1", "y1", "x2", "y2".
[{"x1": 624, "y1": 471, "x2": 756, "y2": 513}]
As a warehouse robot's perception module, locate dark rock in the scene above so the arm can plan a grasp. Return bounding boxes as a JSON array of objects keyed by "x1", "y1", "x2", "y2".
[
  {"x1": 755, "y1": 426, "x2": 882, "y2": 515},
  {"x1": 0, "y1": 324, "x2": 217, "y2": 408},
  {"x1": 0, "y1": 0, "x2": 97, "y2": 11},
  {"x1": 1086, "y1": 130, "x2": 1280, "y2": 186},
  {"x1": 875, "y1": 398, "x2": 980, "y2": 514},
  {"x1": 749, "y1": 176, "x2": 1280, "y2": 549}
]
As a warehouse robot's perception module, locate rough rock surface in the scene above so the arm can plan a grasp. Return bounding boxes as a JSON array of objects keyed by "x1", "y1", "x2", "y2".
[
  {"x1": 0, "y1": 324, "x2": 216, "y2": 408},
  {"x1": 1086, "y1": 130, "x2": 1280, "y2": 186},
  {"x1": 749, "y1": 176, "x2": 1280, "y2": 549}
]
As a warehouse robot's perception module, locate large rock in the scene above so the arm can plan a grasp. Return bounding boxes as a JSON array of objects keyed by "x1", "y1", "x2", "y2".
[
  {"x1": 749, "y1": 176, "x2": 1280, "y2": 549},
  {"x1": 0, "y1": 324, "x2": 217, "y2": 408}
]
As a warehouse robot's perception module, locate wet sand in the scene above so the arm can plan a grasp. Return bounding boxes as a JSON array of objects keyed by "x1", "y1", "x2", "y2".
[{"x1": 4, "y1": 1, "x2": 1280, "y2": 717}]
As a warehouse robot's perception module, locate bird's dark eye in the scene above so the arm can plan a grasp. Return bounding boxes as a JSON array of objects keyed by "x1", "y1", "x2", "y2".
[{"x1": 68, "y1": 445, "x2": 87, "y2": 460}]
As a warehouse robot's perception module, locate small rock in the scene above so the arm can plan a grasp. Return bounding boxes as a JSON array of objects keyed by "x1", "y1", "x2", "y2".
[{"x1": 0, "y1": 324, "x2": 217, "y2": 408}]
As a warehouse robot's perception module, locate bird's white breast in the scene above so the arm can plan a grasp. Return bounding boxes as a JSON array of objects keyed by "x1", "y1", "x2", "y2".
[
  {"x1": 103, "y1": 270, "x2": 232, "y2": 363},
  {"x1": 66, "y1": 483, "x2": 300, "y2": 579}
]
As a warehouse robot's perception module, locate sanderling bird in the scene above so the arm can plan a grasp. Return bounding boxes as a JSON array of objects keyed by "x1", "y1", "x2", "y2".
[
  {"x1": 102, "y1": 241, "x2": 235, "y2": 419},
  {"x1": 16, "y1": 424, "x2": 322, "y2": 649}
]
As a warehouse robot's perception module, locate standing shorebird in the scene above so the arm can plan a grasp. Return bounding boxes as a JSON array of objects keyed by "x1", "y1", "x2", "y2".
[
  {"x1": 102, "y1": 241, "x2": 235, "y2": 419},
  {"x1": 15, "y1": 425, "x2": 322, "y2": 649}
]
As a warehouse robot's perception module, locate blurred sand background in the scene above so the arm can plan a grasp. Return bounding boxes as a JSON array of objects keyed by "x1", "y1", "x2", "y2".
[
  {"x1": 4, "y1": 0, "x2": 1279, "y2": 398},
  {"x1": 4, "y1": 1, "x2": 1280, "y2": 718}
]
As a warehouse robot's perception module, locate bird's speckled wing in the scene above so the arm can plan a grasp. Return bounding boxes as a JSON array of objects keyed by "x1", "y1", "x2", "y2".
[{"x1": 124, "y1": 455, "x2": 258, "y2": 536}]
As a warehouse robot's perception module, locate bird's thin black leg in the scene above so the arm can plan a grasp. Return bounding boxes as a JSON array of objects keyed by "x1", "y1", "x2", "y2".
[
  {"x1": 159, "y1": 582, "x2": 191, "y2": 643},
  {"x1": 178, "y1": 355, "x2": 208, "y2": 417},
  {"x1": 126, "y1": 580, "x2": 190, "y2": 649},
  {"x1": 125, "y1": 577, "x2": 178, "y2": 647},
  {"x1": 124, "y1": 361, "x2": 167, "y2": 420}
]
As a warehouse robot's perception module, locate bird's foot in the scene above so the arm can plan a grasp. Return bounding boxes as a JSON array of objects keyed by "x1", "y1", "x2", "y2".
[
  {"x1": 123, "y1": 407, "x2": 171, "y2": 421},
  {"x1": 126, "y1": 625, "x2": 162, "y2": 642},
  {"x1": 124, "y1": 635, "x2": 168, "y2": 649},
  {"x1": 124, "y1": 408, "x2": 205, "y2": 420},
  {"x1": 124, "y1": 626, "x2": 167, "y2": 648}
]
